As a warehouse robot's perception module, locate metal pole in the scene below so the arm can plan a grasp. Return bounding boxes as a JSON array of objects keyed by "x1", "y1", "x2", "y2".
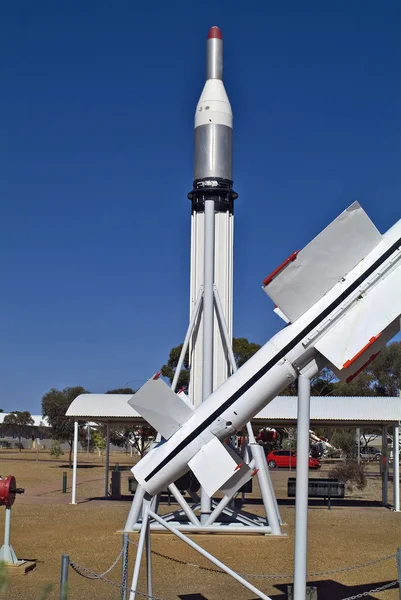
[
  {"x1": 71, "y1": 420, "x2": 78, "y2": 505},
  {"x1": 293, "y1": 373, "x2": 311, "y2": 600},
  {"x1": 382, "y1": 425, "x2": 389, "y2": 506},
  {"x1": 121, "y1": 533, "x2": 129, "y2": 600},
  {"x1": 4, "y1": 507, "x2": 11, "y2": 547},
  {"x1": 129, "y1": 498, "x2": 151, "y2": 600},
  {"x1": 393, "y1": 423, "x2": 400, "y2": 512},
  {"x1": 249, "y1": 444, "x2": 282, "y2": 535},
  {"x1": 105, "y1": 422, "x2": 110, "y2": 498},
  {"x1": 356, "y1": 427, "x2": 361, "y2": 465},
  {"x1": 59, "y1": 554, "x2": 70, "y2": 600},
  {"x1": 124, "y1": 485, "x2": 146, "y2": 532},
  {"x1": 167, "y1": 483, "x2": 200, "y2": 526},
  {"x1": 171, "y1": 288, "x2": 203, "y2": 392},
  {"x1": 145, "y1": 518, "x2": 152, "y2": 599},
  {"x1": 213, "y1": 284, "x2": 236, "y2": 374},
  {"x1": 200, "y1": 198, "x2": 215, "y2": 524}
]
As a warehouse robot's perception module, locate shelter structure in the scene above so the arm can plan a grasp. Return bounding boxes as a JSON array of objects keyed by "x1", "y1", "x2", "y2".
[{"x1": 66, "y1": 394, "x2": 400, "y2": 511}]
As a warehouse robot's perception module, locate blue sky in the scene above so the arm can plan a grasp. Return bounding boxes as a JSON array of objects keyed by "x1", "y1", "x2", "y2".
[{"x1": 1, "y1": 1, "x2": 401, "y2": 413}]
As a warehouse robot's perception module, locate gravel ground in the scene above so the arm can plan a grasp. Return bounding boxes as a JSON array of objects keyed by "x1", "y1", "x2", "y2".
[{"x1": 0, "y1": 452, "x2": 399, "y2": 600}]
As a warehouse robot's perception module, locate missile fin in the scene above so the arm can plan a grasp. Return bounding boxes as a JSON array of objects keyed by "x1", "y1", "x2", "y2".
[
  {"x1": 128, "y1": 378, "x2": 194, "y2": 440},
  {"x1": 263, "y1": 202, "x2": 382, "y2": 322},
  {"x1": 314, "y1": 263, "x2": 401, "y2": 379},
  {"x1": 188, "y1": 436, "x2": 251, "y2": 497}
]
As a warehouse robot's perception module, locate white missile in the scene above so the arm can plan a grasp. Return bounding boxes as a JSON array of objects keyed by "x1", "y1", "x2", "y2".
[{"x1": 130, "y1": 202, "x2": 401, "y2": 497}]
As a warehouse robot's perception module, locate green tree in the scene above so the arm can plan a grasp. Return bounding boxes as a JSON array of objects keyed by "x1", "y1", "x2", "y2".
[
  {"x1": 91, "y1": 430, "x2": 106, "y2": 456},
  {"x1": 42, "y1": 387, "x2": 88, "y2": 466},
  {"x1": 330, "y1": 428, "x2": 356, "y2": 458},
  {"x1": 3, "y1": 411, "x2": 34, "y2": 451},
  {"x1": 368, "y1": 341, "x2": 401, "y2": 396},
  {"x1": 161, "y1": 338, "x2": 262, "y2": 389},
  {"x1": 50, "y1": 439, "x2": 64, "y2": 459}
]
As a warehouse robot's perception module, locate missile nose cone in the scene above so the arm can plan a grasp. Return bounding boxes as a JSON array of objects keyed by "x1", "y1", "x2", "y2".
[{"x1": 208, "y1": 26, "x2": 222, "y2": 39}]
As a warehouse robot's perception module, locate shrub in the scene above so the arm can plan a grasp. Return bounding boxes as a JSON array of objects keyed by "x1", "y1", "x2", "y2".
[
  {"x1": 50, "y1": 440, "x2": 64, "y2": 459},
  {"x1": 328, "y1": 460, "x2": 367, "y2": 492}
]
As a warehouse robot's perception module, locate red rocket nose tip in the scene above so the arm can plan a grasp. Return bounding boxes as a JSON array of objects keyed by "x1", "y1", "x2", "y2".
[{"x1": 207, "y1": 26, "x2": 222, "y2": 39}]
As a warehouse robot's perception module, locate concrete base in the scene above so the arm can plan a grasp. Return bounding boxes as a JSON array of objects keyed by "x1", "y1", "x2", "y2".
[{"x1": 6, "y1": 560, "x2": 36, "y2": 575}]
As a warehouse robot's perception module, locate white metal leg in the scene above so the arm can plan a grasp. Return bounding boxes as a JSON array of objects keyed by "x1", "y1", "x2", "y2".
[
  {"x1": 129, "y1": 499, "x2": 151, "y2": 600},
  {"x1": 293, "y1": 373, "x2": 312, "y2": 600},
  {"x1": 71, "y1": 420, "x2": 79, "y2": 505},
  {"x1": 382, "y1": 425, "x2": 389, "y2": 506}
]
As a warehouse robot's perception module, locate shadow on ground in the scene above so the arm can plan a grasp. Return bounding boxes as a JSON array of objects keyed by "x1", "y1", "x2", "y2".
[{"x1": 178, "y1": 579, "x2": 398, "y2": 600}]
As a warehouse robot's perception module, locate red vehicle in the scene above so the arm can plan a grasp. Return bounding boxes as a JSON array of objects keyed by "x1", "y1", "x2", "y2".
[{"x1": 266, "y1": 450, "x2": 321, "y2": 469}]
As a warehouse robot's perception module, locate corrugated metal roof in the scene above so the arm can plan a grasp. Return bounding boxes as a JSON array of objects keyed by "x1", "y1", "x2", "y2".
[
  {"x1": 254, "y1": 396, "x2": 401, "y2": 423},
  {"x1": 65, "y1": 393, "x2": 401, "y2": 425},
  {"x1": 66, "y1": 394, "x2": 141, "y2": 419}
]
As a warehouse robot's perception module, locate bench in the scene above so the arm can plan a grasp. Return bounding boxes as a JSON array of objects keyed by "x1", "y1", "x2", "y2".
[{"x1": 287, "y1": 478, "x2": 344, "y2": 509}]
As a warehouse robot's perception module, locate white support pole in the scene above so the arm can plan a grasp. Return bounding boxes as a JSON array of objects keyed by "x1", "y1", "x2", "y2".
[
  {"x1": 293, "y1": 373, "x2": 312, "y2": 600},
  {"x1": 129, "y1": 498, "x2": 151, "y2": 600},
  {"x1": 171, "y1": 287, "x2": 203, "y2": 392},
  {"x1": 382, "y1": 425, "x2": 389, "y2": 506},
  {"x1": 393, "y1": 422, "x2": 400, "y2": 512},
  {"x1": 167, "y1": 483, "x2": 200, "y2": 526},
  {"x1": 71, "y1": 420, "x2": 79, "y2": 505},
  {"x1": 148, "y1": 508, "x2": 272, "y2": 600},
  {"x1": 200, "y1": 198, "x2": 215, "y2": 524},
  {"x1": 105, "y1": 422, "x2": 110, "y2": 498},
  {"x1": 145, "y1": 517, "x2": 152, "y2": 599},
  {"x1": 213, "y1": 284, "x2": 236, "y2": 374},
  {"x1": 124, "y1": 485, "x2": 146, "y2": 532}
]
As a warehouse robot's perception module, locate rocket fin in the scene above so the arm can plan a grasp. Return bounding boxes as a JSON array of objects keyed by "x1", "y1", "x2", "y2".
[
  {"x1": 128, "y1": 378, "x2": 194, "y2": 440},
  {"x1": 263, "y1": 202, "x2": 382, "y2": 322},
  {"x1": 188, "y1": 436, "x2": 252, "y2": 497},
  {"x1": 313, "y1": 262, "x2": 401, "y2": 380}
]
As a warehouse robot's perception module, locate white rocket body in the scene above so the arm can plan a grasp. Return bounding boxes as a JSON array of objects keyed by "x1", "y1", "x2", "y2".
[{"x1": 131, "y1": 202, "x2": 401, "y2": 497}]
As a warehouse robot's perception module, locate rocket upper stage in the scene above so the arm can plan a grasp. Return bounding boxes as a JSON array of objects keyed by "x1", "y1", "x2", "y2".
[{"x1": 192, "y1": 26, "x2": 233, "y2": 185}]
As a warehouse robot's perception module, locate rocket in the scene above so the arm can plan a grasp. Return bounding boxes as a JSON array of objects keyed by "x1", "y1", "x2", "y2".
[
  {"x1": 187, "y1": 26, "x2": 237, "y2": 407},
  {"x1": 130, "y1": 202, "x2": 401, "y2": 497}
]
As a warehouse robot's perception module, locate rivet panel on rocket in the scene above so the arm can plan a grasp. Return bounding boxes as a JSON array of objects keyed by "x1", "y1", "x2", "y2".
[{"x1": 188, "y1": 26, "x2": 237, "y2": 212}]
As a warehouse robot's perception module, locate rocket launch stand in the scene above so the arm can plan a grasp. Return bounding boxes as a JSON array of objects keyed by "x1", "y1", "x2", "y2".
[
  {"x1": 123, "y1": 280, "x2": 283, "y2": 535},
  {"x1": 127, "y1": 496, "x2": 273, "y2": 600}
]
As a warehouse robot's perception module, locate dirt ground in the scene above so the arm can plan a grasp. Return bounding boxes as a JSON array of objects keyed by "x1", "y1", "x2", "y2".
[{"x1": 0, "y1": 450, "x2": 399, "y2": 600}]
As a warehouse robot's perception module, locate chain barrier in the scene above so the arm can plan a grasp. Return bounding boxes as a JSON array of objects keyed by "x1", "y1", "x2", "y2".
[
  {"x1": 69, "y1": 560, "x2": 165, "y2": 600},
  {"x1": 128, "y1": 539, "x2": 396, "y2": 581},
  {"x1": 341, "y1": 580, "x2": 398, "y2": 600}
]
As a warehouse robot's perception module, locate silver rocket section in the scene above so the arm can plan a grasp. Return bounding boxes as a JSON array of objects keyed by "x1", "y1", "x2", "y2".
[{"x1": 190, "y1": 25, "x2": 236, "y2": 189}]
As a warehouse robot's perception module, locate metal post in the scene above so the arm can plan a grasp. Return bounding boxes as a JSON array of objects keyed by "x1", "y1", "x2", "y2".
[
  {"x1": 293, "y1": 373, "x2": 311, "y2": 600},
  {"x1": 382, "y1": 425, "x2": 389, "y2": 506},
  {"x1": 105, "y1": 422, "x2": 110, "y2": 498},
  {"x1": 4, "y1": 507, "x2": 11, "y2": 547},
  {"x1": 200, "y1": 198, "x2": 215, "y2": 524},
  {"x1": 71, "y1": 420, "x2": 78, "y2": 505},
  {"x1": 60, "y1": 554, "x2": 70, "y2": 600},
  {"x1": 393, "y1": 423, "x2": 400, "y2": 512},
  {"x1": 356, "y1": 427, "x2": 361, "y2": 465},
  {"x1": 171, "y1": 288, "x2": 203, "y2": 392},
  {"x1": 129, "y1": 498, "x2": 151, "y2": 600},
  {"x1": 249, "y1": 444, "x2": 282, "y2": 535},
  {"x1": 145, "y1": 518, "x2": 152, "y2": 599},
  {"x1": 121, "y1": 533, "x2": 129, "y2": 600},
  {"x1": 124, "y1": 485, "x2": 146, "y2": 532},
  {"x1": 62, "y1": 472, "x2": 67, "y2": 494}
]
